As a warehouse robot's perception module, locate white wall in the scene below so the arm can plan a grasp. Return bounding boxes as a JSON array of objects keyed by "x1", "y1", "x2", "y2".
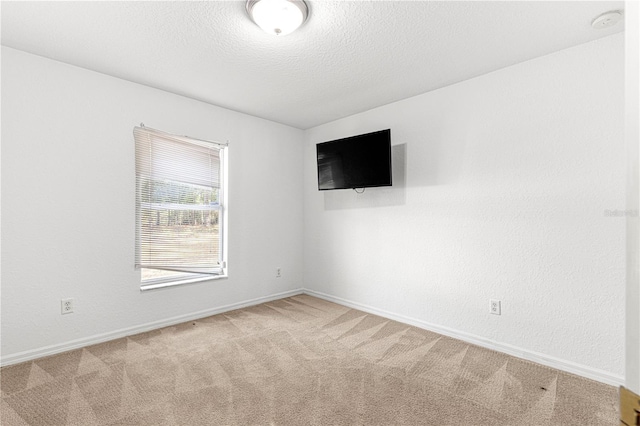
[
  {"x1": 626, "y1": 0, "x2": 640, "y2": 395},
  {"x1": 1, "y1": 47, "x2": 304, "y2": 363},
  {"x1": 303, "y1": 34, "x2": 626, "y2": 384}
]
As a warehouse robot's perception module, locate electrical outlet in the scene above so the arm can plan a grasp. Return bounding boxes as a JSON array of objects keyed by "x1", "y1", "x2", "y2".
[
  {"x1": 276, "y1": 268, "x2": 281, "y2": 278},
  {"x1": 490, "y1": 299, "x2": 501, "y2": 315},
  {"x1": 61, "y1": 298, "x2": 74, "y2": 315}
]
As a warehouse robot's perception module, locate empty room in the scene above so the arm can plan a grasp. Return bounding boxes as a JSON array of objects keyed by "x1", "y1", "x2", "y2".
[{"x1": 1, "y1": 1, "x2": 639, "y2": 425}]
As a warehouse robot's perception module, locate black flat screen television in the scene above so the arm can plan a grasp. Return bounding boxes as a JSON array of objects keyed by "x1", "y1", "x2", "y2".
[{"x1": 316, "y1": 129, "x2": 392, "y2": 191}]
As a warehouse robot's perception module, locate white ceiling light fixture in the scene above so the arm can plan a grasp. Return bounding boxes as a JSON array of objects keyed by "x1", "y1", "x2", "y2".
[
  {"x1": 246, "y1": 0, "x2": 309, "y2": 36},
  {"x1": 591, "y1": 10, "x2": 623, "y2": 29}
]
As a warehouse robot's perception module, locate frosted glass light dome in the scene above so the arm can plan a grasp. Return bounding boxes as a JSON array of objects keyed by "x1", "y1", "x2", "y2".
[{"x1": 246, "y1": 0, "x2": 309, "y2": 36}]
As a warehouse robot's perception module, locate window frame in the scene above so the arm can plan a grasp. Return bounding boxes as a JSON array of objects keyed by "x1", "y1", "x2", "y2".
[{"x1": 134, "y1": 126, "x2": 228, "y2": 291}]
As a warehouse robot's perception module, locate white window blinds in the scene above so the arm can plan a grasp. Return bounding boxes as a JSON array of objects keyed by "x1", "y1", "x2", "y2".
[{"x1": 134, "y1": 126, "x2": 224, "y2": 276}]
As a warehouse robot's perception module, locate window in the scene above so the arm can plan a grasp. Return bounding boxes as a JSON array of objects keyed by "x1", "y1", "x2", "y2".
[{"x1": 134, "y1": 125, "x2": 227, "y2": 290}]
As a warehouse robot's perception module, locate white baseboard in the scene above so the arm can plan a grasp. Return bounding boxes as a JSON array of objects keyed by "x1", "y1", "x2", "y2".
[
  {"x1": 1, "y1": 287, "x2": 624, "y2": 387},
  {"x1": 0, "y1": 288, "x2": 304, "y2": 367},
  {"x1": 303, "y1": 289, "x2": 624, "y2": 387}
]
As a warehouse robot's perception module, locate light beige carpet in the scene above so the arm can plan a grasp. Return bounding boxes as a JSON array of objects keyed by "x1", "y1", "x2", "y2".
[{"x1": 1, "y1": 295, "x2": 618, "y2": 425}]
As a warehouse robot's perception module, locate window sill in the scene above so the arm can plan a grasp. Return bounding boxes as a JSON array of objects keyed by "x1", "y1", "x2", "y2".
[{"x1": 140, "y1": 273, "x2": 227, "y2": 292}]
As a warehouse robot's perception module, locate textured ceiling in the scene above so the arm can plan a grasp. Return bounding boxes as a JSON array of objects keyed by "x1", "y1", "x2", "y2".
[{"x1": 1, "y1": 1, "x2": 625, "y2": 129}]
